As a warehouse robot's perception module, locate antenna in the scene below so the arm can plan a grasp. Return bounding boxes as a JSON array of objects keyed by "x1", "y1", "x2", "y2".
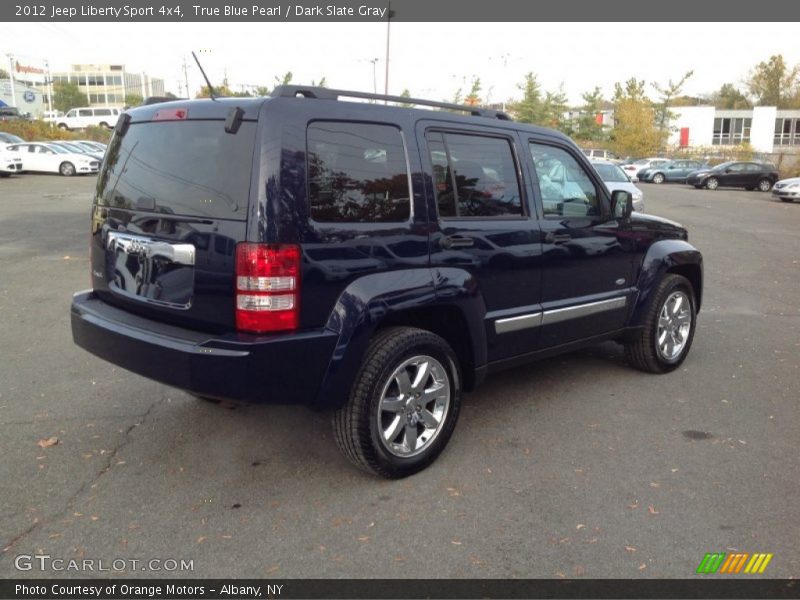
[{"x1": 191, "y1": 51, "x2": 216, "y2": 100}]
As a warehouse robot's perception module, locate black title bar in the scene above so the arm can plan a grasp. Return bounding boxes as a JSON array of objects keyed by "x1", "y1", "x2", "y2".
[
  {"x1": 3, "y1": 0, "x2": 800, "y2": 21},
  {"x1": 2, "y1": 579, "x2": 800, "y2": 599}
]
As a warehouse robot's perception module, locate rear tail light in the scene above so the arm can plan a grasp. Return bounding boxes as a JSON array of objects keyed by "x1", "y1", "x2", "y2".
[{"x1": 235, "y1": 243, "x2": 300, "y2": 333}]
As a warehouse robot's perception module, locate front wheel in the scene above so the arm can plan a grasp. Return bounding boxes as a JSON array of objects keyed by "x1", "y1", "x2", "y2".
[
  {"x1": 333, "y1": 327, "x2": 462, "y2": 478},
  {"x1": 757, "y1": 178, "x2": 773, "y2": 192},
  {"x1": 705, "y1": 177, "x2": 719, "y2": 190},
  {"x1": 625, "y1": 274, "x2": 697, "y2": 373},
  {"x1": 652, "y1": 173, "x2": 665, "y2": 184},
  {"x1": 59, "y1": 162, "x2": 76, "y2": 176}
]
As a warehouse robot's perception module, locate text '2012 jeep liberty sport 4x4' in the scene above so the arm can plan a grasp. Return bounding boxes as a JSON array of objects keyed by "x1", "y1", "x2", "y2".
[{"x1": 71, "y1": 86, "x2": 703, "y2": 478}]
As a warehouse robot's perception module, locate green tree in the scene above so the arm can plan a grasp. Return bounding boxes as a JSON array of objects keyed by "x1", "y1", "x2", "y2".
[
  {"x1": 651, "y1": 70, "x2": 694, "y2": 130},
  {"x1": 125, "y1": 93, "x2": 144, "y2": 106},
  {"x1": 0, "y1": 68, "x2": 9, "y2": 79},
  {"x1": 746, "y1": 54, "x2": 800, "y2": 107},
  {"x1": 53, "y1": 81, "x2": 86, "y2": 112},
  {"x1": 399, "y1": 88, "x2": 413, "y2": 108},
  {"x1": 574, "y1": 87, "x2": 606, "y2": 142},
  {"x1": 509, "y1": 72, "x2": 544, "y2": 124},
  {"x1": 541, "y1": 86, "x2": 570, "y2": 132},
  {"x1": 311, "y1": 76, "x2": 327, "y2": 88},
  {"x1": 710, "y1": 83, "x2": 750, "y2": 109}
]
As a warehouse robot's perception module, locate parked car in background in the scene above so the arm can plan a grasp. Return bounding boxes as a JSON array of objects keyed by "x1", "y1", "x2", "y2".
[
  {"x1": 621, "y1": 158, "x2": 670, "y2": 181},
  {"x1": 0, "y1": 132, "x2": 25, "y2": 144},
  {"x1": 591, "y1": 160, "x2": 645, "y2": 212},
  {"x1": 771, "y1": 177, "x2": 800, "y2": 202},
  {"x1": 56, "y1": 107, "x2": 123, "y2": 130},
  {"x1": 582, "y1": 148, "x2": 621, "y2": 162},
  {"x1": 0, "y1": 145, "x2": 23, "y2": 177},
  {"x1": 4, "y1": 142, "x2": 100, "y2": 176},
  {"x1": 48, "y1": 141, "x2": 104, "y2": 161},
  {"x1": 686, "y1": 161, "x2": 780, "y2": 191},
  {"x1": 634, "y1": 159, "x2": 671, "y2": 180},
  {"x1": 43, "y1": 110, "x2": 65, "y2": 123},
  {"x1": 639, "y1": 159, "x2": 708, "y2": 184},
  {"x1": 0, "y1": 107, "x2": 29, "y2": 121},
  {"x1": 75, "y1": 140, "x2": 108, "y2": 154}
]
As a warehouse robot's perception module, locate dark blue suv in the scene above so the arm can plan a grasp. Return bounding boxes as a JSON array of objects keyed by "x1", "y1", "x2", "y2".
[{"x1": 71, "y1": 87, "x2": 703, "y2": 478}]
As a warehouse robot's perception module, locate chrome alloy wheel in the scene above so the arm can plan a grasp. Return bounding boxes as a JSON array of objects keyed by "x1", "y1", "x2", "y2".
[
  {"x1": 377, "y1": 355, "x2": 450, "y2": 458},
  {"x1": 656, "y1": 291, "x2": 692, "y2": 362}
]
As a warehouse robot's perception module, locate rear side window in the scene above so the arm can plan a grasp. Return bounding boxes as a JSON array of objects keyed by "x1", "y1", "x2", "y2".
[
  {"x1": 79, "y1": 109, "x2": 92, "y2": 117},
  {"x1": 426, "y1": 132, "x2": 523, "y2": 218},
  {"x1": 95, "y1": 109, "x2": 111, "y2": 116},
  {"x1": 307, "y1": 122, "x2": 410, "y2": 223}
]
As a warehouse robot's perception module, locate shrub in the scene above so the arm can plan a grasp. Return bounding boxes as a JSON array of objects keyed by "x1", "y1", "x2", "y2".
[{"x1": 0, "y1": 120, "x2": 112, "y2": 143}]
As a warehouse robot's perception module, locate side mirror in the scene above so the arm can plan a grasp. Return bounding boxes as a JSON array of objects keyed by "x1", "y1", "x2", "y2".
[{"x1": 611, "y1": 190, "x2": 633, "y2": 220}]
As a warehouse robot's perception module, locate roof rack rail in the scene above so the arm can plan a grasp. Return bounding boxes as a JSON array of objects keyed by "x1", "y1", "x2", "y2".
[{"x1": 271, "y1": 85, "x2": 512, "y2": 121}]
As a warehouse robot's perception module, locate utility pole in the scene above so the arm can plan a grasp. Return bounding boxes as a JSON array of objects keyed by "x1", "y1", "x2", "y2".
[
  {"x1": 7, "y1": 54, "x2": 17, "y2": 107},
  {"x1": 384, "y1": 2, "x2": 393, "y2": 101},
  {"x1": 182, "y1": 56, "x2": 190, "y2": 98},
  {"x1": 370, "y1": 58, "x2": 379, "y2": 96},
  {"x1": 45, "y1": 60, "x2": 53, "y2": 114}
]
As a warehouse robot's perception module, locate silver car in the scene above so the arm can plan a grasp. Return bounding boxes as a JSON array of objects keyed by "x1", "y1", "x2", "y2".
[
  {"x1": 591, "y1": 160, "x2": 645, "y2": 212},
  {"x1": 772, "y1": 177, "x2": 800, "y2": 202}
]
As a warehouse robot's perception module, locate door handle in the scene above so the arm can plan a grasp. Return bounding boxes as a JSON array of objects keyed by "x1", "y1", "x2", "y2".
[
  {"x1": 439, "y1": 235, "x2": 475, "y2": 249},
  {"x1": 545, "y1": 232, "x2": 572, "y2": 244}
]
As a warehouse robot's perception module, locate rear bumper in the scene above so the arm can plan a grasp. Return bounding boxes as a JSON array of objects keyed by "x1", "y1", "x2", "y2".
[{"x1": 71, "y1": 291, "x2": 338, "y2": 404}]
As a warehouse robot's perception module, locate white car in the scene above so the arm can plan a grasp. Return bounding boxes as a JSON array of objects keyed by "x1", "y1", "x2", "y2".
[
  {"x1": 56, "y1": 107, "x2": 123, "y2": 130},
  {"x1": 772, "y1": 177, "x2": 800, "y2": 203},
  {"x1": 591, "y1": 160, "x2": 645, "y2": 213},
  {"x1": 621, "y1": 157, "x2": 670, "y2": 181},
  {"x1": 4, "y1": 142, "x2": 100, "y2": 176},
  {"x1": 0, "y1": 145, "x2": 23, "y2": 177}
]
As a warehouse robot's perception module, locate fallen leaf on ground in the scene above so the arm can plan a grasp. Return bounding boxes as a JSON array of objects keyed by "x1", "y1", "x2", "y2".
[
  {"x1": 627, "y1": 500, "x2": 640, "y2": 509},
  {"x1": 196, "y1": 536, "x2": 207, "y2": 544},
  {"x1": 576, "y1": 524, "x2": 586, "y2": 530},
  {"x1": 357, "y1": 536, "x2": 369, "y2": 542},
  {"x1": 648, "y1": 505, "x2": 659, "y2": 515},
  {"x1": 625, "y1": 546, "x2": 637, "y2": 553},
  {"x1": 451, "y1": 540, "x2": 462, "y2": 545},
  {"x1": 638, "y1": 563, "x2": 647, "y2": 570},
  {"x1": 37, "y1": 437, "x2": 59, "y2": 448}
]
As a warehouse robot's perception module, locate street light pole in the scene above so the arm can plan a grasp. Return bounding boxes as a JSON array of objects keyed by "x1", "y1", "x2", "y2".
[
  {"x1": 7, "y1": 54, "x2": 17, "y2": 107},
  {"x1": 370, "y1": 58, "x2": 378, "y2": 96},
  {"x1": 384, "y1": 2, "x2": 392, "y2": 102}
]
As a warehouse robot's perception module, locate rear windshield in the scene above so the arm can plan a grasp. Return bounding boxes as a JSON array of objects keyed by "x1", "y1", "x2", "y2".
[{"x1": 96, "y1": 121, "x2": 256, "y2": 220}]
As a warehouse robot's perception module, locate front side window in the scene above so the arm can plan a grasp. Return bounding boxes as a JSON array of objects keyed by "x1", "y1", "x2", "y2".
[
  {"x1": 426, "y1": 132, "x2": 523, "y2": 218},
  {"x1": 307, "y1": 122, "x2": 410, "y2": 223},
  {"x1": 79, "y1": 109, "x2": 92, "y2": 117},
  {"x1": 529, "y1": 143, "x2": 600, "y2": 218}
]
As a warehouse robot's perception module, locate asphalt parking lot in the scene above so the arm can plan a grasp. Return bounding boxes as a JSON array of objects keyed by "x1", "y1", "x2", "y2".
[{"x1": 0, "y1": 174, "x2": 798, "y2": 579}]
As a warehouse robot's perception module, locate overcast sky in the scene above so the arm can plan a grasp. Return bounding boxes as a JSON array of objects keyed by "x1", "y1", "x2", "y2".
[{"x1": 3, "y1": 22, "x2": 799, "y2": 104}]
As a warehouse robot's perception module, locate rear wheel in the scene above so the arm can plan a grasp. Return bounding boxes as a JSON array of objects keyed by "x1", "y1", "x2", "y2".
[
  {"x1": 757, "y1": 178, "x2": 772, "y2": 192},
  {"x1": 99, "y1": 121, "x2": 110, "y2": 129},
  {"x1": 59, "y1": 162, "x2": 76, "y2": 176},
  {"x1": 705, "y1": 177, "x2": 719, "y2": 190},
  {"x1": 652, "y1": 173, "x2": 665, "y2": 184},
  {"x1": 333, "y1": 327, "x2": 462, "y2": 478},
  {"x1": 625, "y1": 274, "x2": 696, "y2": 373}
]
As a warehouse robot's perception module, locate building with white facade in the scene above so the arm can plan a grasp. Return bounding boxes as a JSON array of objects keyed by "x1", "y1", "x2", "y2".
[
  {"x1": 0, "y1": 79, "x2": 46, "y2": 118},
  {"x1": 51, "y1": 64, "x2": 165, "y2": 107},
  {"x1": 669, "y1": 106, "x2": 800, "y2": 153}
]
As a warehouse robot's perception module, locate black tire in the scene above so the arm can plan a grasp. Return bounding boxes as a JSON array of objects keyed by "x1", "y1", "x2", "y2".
[
  {"x1": 652, "y1": 173, "x2": 665, "y2": 184},
  {"x1": 333, "y1": 327, "x2": 462, "y2": 478},
  {"x1": 99, "y1": 121, "x2": 110, "y2": 129},
  {"x1": 757, "y1": 178, "x2": 772, "y2": 192},
  {"x1": 705, "y1": 177, "x2": 719, "y2": 190},
  {"x1": 59, "y1": 162, "x2": 76, "y2": 176},
  {"x1": 57, "y1": 123, "x2": 69, "y2": 130},
  {"x1": 625, "y1": 274, "x2": 697, "y2": 374}
]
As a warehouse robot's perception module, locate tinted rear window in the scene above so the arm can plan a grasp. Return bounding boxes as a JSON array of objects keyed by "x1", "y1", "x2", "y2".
[{"x1": 96, "y1": 121, "x2": 256, "y2": 220}]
